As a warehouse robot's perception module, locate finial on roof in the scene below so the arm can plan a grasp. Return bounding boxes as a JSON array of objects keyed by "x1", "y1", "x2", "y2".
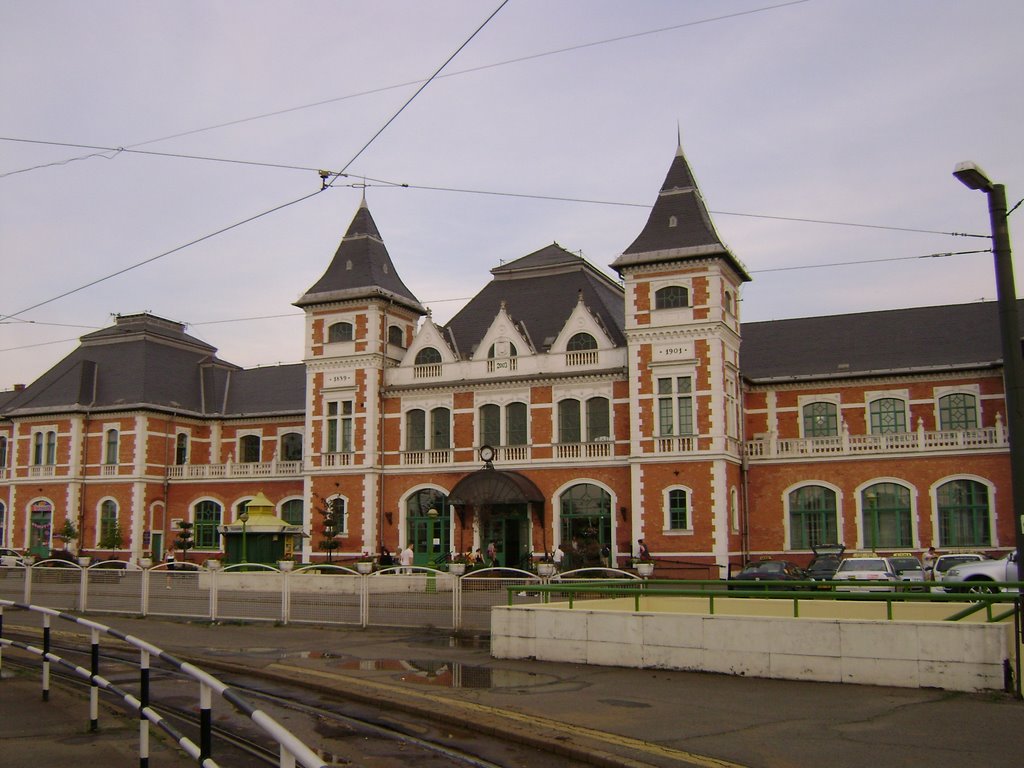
[
  {"x1": 500, "y1": 299, "x2": 507, "y2": 311},
  {"x1": 577, "y1": 289, "x2": 584, "y2": 303},
  {"x1": 676, "y1": 122, "x2": 683, "y2": 156},
  {"x1": 359, "y1": 183, "x2": 367, "y2": 208}
]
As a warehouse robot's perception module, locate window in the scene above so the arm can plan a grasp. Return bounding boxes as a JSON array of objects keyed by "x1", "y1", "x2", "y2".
[
  {"x1": 388, "y1": 325, "x2": 405, "y2": 347},
  {"x1": 405, "y1": 489, "x2": 450, "y2": 565},
  {"x1": 240, "y1": 434, "x2": 261, "y2": 463},
  {"x1": 99, "y1": 500, "x2": 118, "y2": 547},
  {"x1": 657, "y1": 377, "x2": 694, "y2": 436},
  {"x1": 558, "y1": 399, "x2": 581, "y2": 443},
  {"x1": 104, "y1": 429, "x2": 119, "y2": 465},
  {"x1": 479, "y1": 404, "x2": 500, "y2": 446},
  {"x1": 0, "y1": 436, "x2": 7, "y2": 467},
  {"x1": 655, "y1": 285, "x2": 689, "y2": 309},
  {"x1": 869, "y1": 398, "x2": 906, "y2": 434},
  {"x1": 46, "y1": 431, "x2": 56, "y2": 465},
  {"x1": 789, "y1": 485, "x2": 838, "y2": 549},
  {"x1": 328, "y1": 496, "x2": 348, "y2": 534},
  {"x1": 487, "y1": 341, "x2": 517, "y2": 358},
  {"x1": 506, "y1": 402, "x2": 528, "y2": 445},
  {"x1": 33, "y1": 432, "x2": 43, "y2": 465},
  {"x1": 937, "y1": 479, "x2": 991, "y2": 547},
  {"x1": 328, "y1": 321, "x2": 354, "y2": 342},
  {"x1": 175, "y1": 433, "x2": 188, "y2": 465},
  {"x1": 668, "y1": 489, "x2": 689, "y2": 530},
  {"x1": 861, "y1": 482, "x2": 912, "y2": 548},
  {"x1": 431, "y1": 407, "x2": 451, "y2": 449},
  {"x1": 280, "y1": 432, "x2": 303, "y2": 462},
  {"x1": 803, "y1": 402, "x2": 838, "y2": 437},
  {"x1": 0, "y1": 502, "x2": 5, "y2": 546},
  {"x1": 415, "y1": 347, "x2": 442, "y2": 365},
  {"x1": 34, "y1": 430, "x2": 57, "y2": 466},
  {"x1": 724, "y1": 290, "x2": 735, "y2": 315},
  {"x1": 586, "y1": 397, "x2": 610, "y2": 441},
  {"x1": 326, "y1": 401, "x2": 353, "y2": 453},
  {"x1": 939, "y1": 393, "x2": 978, "y2": 431},
  {"x1": 566, "y1": 333, "x2": 597, "y2": 351},
  {"x1": 559, "y1": 483, "x2": 612, "y2": 558},
  {"x1": 194, "y1": 500, "x2": 222, "y2": 549},
  {"x1": 406, "y1": 409, "x2": 426, "y2": 451},
  {"x1": 280, "y1": 499, "x2": 304, "y2": 526}
]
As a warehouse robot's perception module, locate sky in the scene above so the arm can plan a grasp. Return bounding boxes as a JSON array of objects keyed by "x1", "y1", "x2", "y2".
[{"x1": 2, "y1": 0, "x2": 1022, "y2": 390}]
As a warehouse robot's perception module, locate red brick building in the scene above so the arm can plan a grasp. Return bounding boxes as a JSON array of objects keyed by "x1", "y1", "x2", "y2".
[{"x1": 0, "y1": 143, "x2": 1017, "y2": 575}]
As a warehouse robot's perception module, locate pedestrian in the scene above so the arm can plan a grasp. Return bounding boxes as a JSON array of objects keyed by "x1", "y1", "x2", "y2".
[
  {"x1": 400, "y1": 543, "x2": 414, "y2": 574},
  {"x1": 486, "y1": 540, "x2": 497, "y2": 566},
  {"x1": 379, "y1": 545, "x2": 394, "y2": 567},
  {"x1": 637, "y1": 538, "x2": 651, "y2": 561},
  {"x1": 553, "y1": 543, "x2": 565, "y2": 571},
  {"x1": 923, "y1": 546, "x2": 938, "y2": 575},
  {"x1": 164, "y1": 546, "x2": 176, "y2": 588}
]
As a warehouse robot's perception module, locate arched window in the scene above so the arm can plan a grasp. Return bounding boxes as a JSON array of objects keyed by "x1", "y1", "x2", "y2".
[
  {"x1": 280, "y1": 499, "x2": 304, "y2": 526},
  {"x1": 240, "y1": 434, "x2": 261, "y2": 463},
  {"x1": 667, "y1": 488, "x2": 689, "y2": 530},
  {"x1": 328, "y1": 321, "x2": 354, "y2": 342},
  {"x1": 559, "y1": 483, "x2": 612, "y2": 563},
  {"x1": 566, "y1": 333, "x2": 597, "y2": 351},
  {"x1": 406, "y1": 409, "x2": 426, "y2": 451},
  {"x1": 939, "y1": 393, "x2": 978, "y2": 431},
  {"x1": 937, "y1": 479, "x2": 990, "y2": 547},
  {"x1": 415, "y1": 347, "x2": 442, "y2": 365},
  {"x1": 803, "y1": 402, "x2": 838, "y2": 437},
  {"x1": 431, "y1": 407, "x2": 451, "y2": 450},
  {"x1": 46, "y1": 431, "x2": 56, "y2": 465},
  {"x1": 280, "y1": 432, "x2": 303, "y2": 462},
  {"x1": 479, "y1": 404, "x2": 500, "y2": 446},
  {"x1": 506, "y1": 402, "x2": 528, "y2": 445},
  {"x1": 194, "y1": 500, "x2": 222, "y2": 550},
  {"x1": 487, "y1": 341, "x2": 518, "y2": 358},
  {"x1": 788, "y1": 485, "x2": 838, "y2": 549},
  {"x1": 33, "y1": 432, "x2": 43, "y2": 465},
  {"x1": 388, "y1": 325, "x2": 405, "y2": 348},
  {"x1": 861, "y1": 482, "x2": 912, "y2": 548},
  {"x1": 655, "y1": 285, "x2": 689, "y2": 310},
  {"x1": 0, "y1": 436, "x2": 7, "y2": 468},
  {"x1": 175, "y1": 433, "x2": 188, "y2": 465},
  {"x1": 558, "y1": 399, "x2": 581, "y2": 443},
  {"x1": 586, "y1": 397, "x2": 610, "y2": 441},
  {"x1": 104, "y1": 429, "x2": 119, "y2": 465},
  {"x1": 869, "y1": 398, "x2": 907, "y2": 434},
  {"x1": 99, "y1": 500, "x2": 119, "y2": 548},
  {"x1": 405, "y1": 488, "x2": 450, "y2": 566}
]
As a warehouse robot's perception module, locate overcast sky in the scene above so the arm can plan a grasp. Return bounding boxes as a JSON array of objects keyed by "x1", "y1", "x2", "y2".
[{"x1": 2, "y1": 0, "x2": 1022, "y2": 390}]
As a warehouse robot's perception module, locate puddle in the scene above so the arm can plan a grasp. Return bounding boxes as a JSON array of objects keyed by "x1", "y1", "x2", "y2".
[
  {"x1": 199, "y1": 647, "x2": 348, "y2": 661},
  {"x1": 410, "y1": 634, "x2": 491, "y2": 650},
  {"x1": 388, "y1": 660, "x2": 557, "y2": 689},
  {"x1": 598, "y1": 698, "x2": 652, "y2": 709}
]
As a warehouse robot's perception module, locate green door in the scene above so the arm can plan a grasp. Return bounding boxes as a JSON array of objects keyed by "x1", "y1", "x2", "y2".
[
  {"x1": 406, "y1": 489, "x2": 451, "y2": 567},
  {"x1": 484, "y1": 504, "x2": 530, "y2": 568},
  {"x1": 29, "y1": 502, "x2": 53, "y2": 558}
]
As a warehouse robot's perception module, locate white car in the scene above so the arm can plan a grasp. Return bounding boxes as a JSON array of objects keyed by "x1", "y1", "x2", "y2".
[
  {"x1": 0, "y1": 548, "x2": 26, "y2": 567},
  {"x1": 941, "y1": 551, "x2": 1019, "y2": 593},
  {"x1": 927, "y1": 552, "x2": 988, "y2": 580},
  {"x1": 832, "y1": 556, "x2": 898, "y2": 591}
]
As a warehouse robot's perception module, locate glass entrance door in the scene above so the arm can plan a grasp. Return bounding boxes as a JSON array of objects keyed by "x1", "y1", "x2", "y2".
[
  {"x1": 29, "y1": 502, "x2": 53, "y2": 558},
  {"x1": 484, "y1": 504, "x2": 530, "y2": 568}
]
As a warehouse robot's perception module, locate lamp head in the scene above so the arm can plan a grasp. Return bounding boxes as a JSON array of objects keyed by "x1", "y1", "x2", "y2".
[{"x1": 953, "y1": 161, "x2": 994, "y2": 192}]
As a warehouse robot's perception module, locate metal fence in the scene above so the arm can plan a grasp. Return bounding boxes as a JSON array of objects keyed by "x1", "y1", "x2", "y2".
[{"x1": 0, "y1": 561, "x2": 628, "y2": 631}]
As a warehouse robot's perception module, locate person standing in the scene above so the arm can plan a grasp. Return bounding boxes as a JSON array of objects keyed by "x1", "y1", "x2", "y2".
[
  {"x1": 923, "y1": 546, "x2": 938, "y2": 576},
  {"x1": 400, "y1": 543, "x2": 414, "y2": 573},
  {"x1": 637, "y1": 538, "x2": 651, "y2": 561},
  {"x1": 553, "y1": 543, "x2": 565, "y2": 571},
  {"x1": 486, "y1": 540, "x2": 497, "y2": 566}
]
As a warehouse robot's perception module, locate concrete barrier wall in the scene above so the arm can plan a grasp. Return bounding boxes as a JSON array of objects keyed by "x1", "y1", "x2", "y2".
[{"x1": 491, "y1": 604, "x2": 1013, "y2": 692}]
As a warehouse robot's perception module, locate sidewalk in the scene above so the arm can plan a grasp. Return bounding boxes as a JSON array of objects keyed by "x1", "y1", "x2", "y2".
[{"x1": 3, "y1": 614, "x2": 1023, "y2": 767}]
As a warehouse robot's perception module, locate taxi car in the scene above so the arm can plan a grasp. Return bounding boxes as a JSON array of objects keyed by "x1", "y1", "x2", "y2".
[{"x1": 832, "y1": 556, "x2": 898, "y2": 591}]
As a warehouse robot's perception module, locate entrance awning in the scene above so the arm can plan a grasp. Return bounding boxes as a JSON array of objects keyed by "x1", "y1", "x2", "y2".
[{"x1": 448, "y1": 466, "x2": 544, "y2": 507}]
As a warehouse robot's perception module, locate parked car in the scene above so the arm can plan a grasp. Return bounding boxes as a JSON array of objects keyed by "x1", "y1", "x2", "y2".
[
  {"x1": 941, "y1": 551, "x2": 1019, "y2": 593},
  {"x1": 730, "y1": 560, "x2": 809, "y2": 589},
  {"x1": 0, "y1": 548, "x2": 25, "y2": 567},
  {"x1": 928, "y1": 552, "x2": 988, "y2": 580},
  {"x1": 806, "y1": 543, "x2": 845, "y2": 580},
  {"x1": 832, "y1": 556, "x2": 898, "y2": 591},
  {"x1": 886, "y1": 554, "x2": 927, "y2": 590}
]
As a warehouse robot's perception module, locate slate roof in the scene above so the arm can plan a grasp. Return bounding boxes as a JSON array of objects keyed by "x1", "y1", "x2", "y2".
[
  {"x1": 294, "y1": 199, "x2": 425, "y2": 314},
  {"x1": 444, "y1": 243, "x2": 626, "y2": 356},
  {"x1": 611, "y1": 143, "x2": 750, "y2": 281},
  {"x1": 740, "y1": 300, "x2": 1023, "y2": 382},
  {"x1": 0, "y1": 313, "x2": 304, "y2": 418}
]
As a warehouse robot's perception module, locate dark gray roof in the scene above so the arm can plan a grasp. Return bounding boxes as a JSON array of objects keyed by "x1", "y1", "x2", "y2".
[
  {"x1": 611, "y1": 144, "x2": 750, "y2": 281},
  {"x1": 1, "y1": 313, "x2": 304, "y2": 418},
  {"x1": 740, "y1": 301, "x2": 1023, "y2": 382},
  {"x1": 444, "y1": 243, "x2": 626, "y2": 355},
  {"x1": 295, "y1": 199, "x2": 425, "y2": 314}
]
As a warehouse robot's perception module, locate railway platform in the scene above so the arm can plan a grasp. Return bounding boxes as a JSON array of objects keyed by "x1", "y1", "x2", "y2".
[{"x1": 2, "y1": 613, "x2": 1023, "y2": 767}]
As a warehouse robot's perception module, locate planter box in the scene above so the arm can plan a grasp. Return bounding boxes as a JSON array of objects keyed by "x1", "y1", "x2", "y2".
[
  {"x1": 356, "y1": 561, "x2": 374, "y2": 574},
  {"x1": 635, "y1": 562, "x2": 655, "y2": 577},
  {"x1": 78, "y1": 556, "x2": 92, "y2": 567},
  {"x1": 278, "y1": 560, "x2": 295, "y2": 572},
  {"x1": 448, "y1": 562, "x2": 467, "y2": 575},
  {"x1": 536, "y1": 563, "x2": 556, "y2": 577}
]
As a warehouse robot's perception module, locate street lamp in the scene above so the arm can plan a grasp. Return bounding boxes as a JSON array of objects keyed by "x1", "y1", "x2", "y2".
[
  {"x1": 953, "y1": 161, "x2": 1024, "y2": 581},
  {"x1": 238, "y1": 508, "x2": 249, "y2": 565}
]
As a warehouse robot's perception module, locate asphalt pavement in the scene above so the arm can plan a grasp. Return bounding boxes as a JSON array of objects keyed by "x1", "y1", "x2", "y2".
[{"x1": 2, "y1": 613, "x2": 1023, "y2": 767}]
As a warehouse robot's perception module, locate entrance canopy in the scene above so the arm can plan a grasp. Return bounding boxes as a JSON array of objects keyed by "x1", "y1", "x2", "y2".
[{"x1": 448, "y1": 466, "x2": 544, "y2": 507}]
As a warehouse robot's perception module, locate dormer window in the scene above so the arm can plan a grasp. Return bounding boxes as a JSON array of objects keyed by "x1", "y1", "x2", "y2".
[
  {"x1": 668, "y1": 215, "x2": 678, "y2": 228},
  {"x1": 388, "y1": 325, "x2": 405, "y2": 348},
  {"x1": 655, "y1": 285, "x2": 688, "y2": 310},
  {"x1": 488, "y1": 341, "x2": 517, "y2": 358},
  {"x1": 566, "y1": 333, "x2": 597, "y2": 352},
  {"x1": 328, "y1": 322, "x2": 354, "y2": 343},
  {"x1": 415, "y1": 347, "x2": 442, "y2": 365}
]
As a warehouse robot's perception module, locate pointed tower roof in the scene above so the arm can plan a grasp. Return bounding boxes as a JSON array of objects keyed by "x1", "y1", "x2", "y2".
[
  {"x1": 295, "y1": 200, "x2": 426, "y2": 313},
  {"x1": 611, "y1": 142, "x2": 750, "y2": 281}
]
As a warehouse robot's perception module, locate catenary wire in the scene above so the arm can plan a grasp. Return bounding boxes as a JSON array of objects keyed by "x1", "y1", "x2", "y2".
[{"x1": 0, "y1": 0, "x2": 811, "y2": 178}]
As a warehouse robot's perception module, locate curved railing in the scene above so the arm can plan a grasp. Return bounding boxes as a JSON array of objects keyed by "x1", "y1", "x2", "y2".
[{"x1": 0, "y1": 600, "x2": 326, "y2": 768}]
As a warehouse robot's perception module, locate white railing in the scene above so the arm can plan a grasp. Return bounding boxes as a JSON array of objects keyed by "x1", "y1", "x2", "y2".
[
  {"x1": 746, "y1": 424, "x2": 1006, "y2": 460},
  {"x1": 486, "y1": 357, "x2": 518, "y2": 373},
  {"x1": 400, "y1": 449, "x2": 452, "y2": 466},
  {"x1": 166, "y1": 460, "x2": 303, "y2": 479},
  {"x1": 496, "y1": 445, "x2": 528, "y2": 462},
  {"x1": 413, "y1": 363, "x2": 442, "y2": 379},
  {"x1": 28, "y1": 466, "x2": 56, "y2": 478},
  {"x1": 565, "y1": 350, "x2": 599, "y2": 367},
  {"x1": 554, "y1": 441, "x2": 614, "y2": 460},
  {"x1": 100, "y1": 464, "x2": 119, "y2": 477},
  {"x1": 654, "y1": 435, "x2": 697, "y2": 453},
  {"x1": 323, "y1": 452, "x2": 354, "y2": 467}
]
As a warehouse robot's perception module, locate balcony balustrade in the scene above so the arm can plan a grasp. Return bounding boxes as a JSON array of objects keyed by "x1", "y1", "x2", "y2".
[{"x1": 166, "y1": 459, "x2": 303, "y2": 479}]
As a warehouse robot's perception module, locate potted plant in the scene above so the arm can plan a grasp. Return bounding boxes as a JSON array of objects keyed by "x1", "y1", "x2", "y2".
[
  {"x1": 447, "y1": 552, "x2": 468, "y2": 576},
  {"x1": 355, "y1": 552, "x2": 375, "y2": 574},
  {"x1": 535, "y1": 552, "x2": 556, "y2": 577},
  {"x1": 139, "y1": 551, "x2": 153, "y2": 568},
  {"x1": 56, "y1": 518, "x2": 79, "y2": 553},
  {"x1": 629, "y1": 556, "x2": 655, "y2": 577},
  {"x1": 278, "y1": 554, "x2": 295, "y2": 571}
]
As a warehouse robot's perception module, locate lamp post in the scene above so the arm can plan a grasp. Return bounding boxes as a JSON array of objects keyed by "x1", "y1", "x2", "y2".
[
  {"x1": 238, "y1": 509, "x2": 249, "y2": 565},
  {"x1": 427, "y1": 508, "x2": 439, "y2": 567},
  {"x1": 953, "y1": 161, "x2": 1024, "y2": 579}
]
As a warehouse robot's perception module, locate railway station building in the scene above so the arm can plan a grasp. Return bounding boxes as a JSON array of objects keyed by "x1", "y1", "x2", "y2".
[{"x1": 0, "y1": 142, "x2": 1018, "y2": 576}]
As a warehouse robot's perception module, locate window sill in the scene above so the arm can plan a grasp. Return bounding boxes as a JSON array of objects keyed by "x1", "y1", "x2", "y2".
[{"x1": 662, "y1": 528, "x2": 694, "y2": 536}]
